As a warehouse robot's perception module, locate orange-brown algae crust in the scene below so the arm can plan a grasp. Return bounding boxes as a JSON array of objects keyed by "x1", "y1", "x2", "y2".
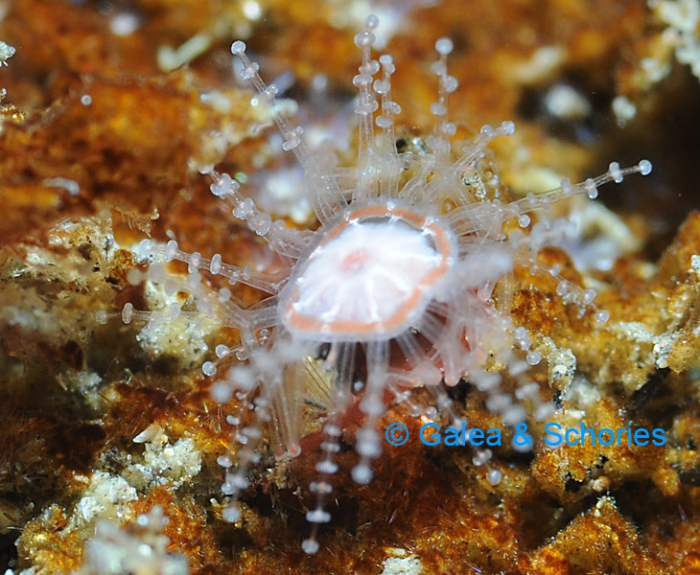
[{"x1": 2, "y1": 0, "x2": 700, "y2": 574}]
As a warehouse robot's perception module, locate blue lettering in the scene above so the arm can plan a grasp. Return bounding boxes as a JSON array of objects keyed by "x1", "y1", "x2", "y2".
[
  {"x1": 486, "y1": 428, "x2": 501, "y2": 446},
  {"x1": 652, "y1": 428, "x2": 666, "y2": 446},
  {"x1": 444, "y1": 426, "x2": 461, "y2": 447},
  {"x1": 544, "y1": 422, "x2": 563, "y2": 447},
  {"x1": 565, "y1": 427, "x2": 579, "y2": 446},
  {"x1": 598, "y1": 428, "x2": 614, "y2": 446},
  {"x1": 469, "y1": 428, "x2": 484, "y2": 446},
  {"x1": 420, "y1": 422, "x2": 440, "y2": 446},
  {"x1": 580, "y1": 422, "x2": 596, "y2": 446},
  {"x1": 634, "y1": 428, "x2": 649, "y2": 446}
]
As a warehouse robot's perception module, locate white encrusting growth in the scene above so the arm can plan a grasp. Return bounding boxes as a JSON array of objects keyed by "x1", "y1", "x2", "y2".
[
  {"x1": 0, "y1": 40, "x2": 15, "y2": 66},
  {"x1": 82, "y1": 506, "x2": 188, "y2": 575},
  {"x1": 119, "y1": 15, "x2": 653, "y2": 555}
]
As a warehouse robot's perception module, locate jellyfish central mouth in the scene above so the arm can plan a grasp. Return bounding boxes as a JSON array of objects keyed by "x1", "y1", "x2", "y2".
[
  {"x1": 279, "y1": 204, "x2": 456, "y2": 342},
  {"x1": 340, "y1": 247, "x2": 371, "y2": 273}
]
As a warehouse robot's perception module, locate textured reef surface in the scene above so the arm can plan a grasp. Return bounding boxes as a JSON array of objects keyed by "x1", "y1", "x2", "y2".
[{"x1": 2, "y1": 1, "x2": 700, "y2": 574}]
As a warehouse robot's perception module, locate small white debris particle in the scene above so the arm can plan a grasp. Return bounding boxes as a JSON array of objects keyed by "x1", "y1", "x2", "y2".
[
  {"x1": 612, "y1": 95, "x2": 637, "y2": 127},
  {"x1": 110, "y1": 12, "x2": 140, "y2": 37},
  {"x1": 133, "y1": 422, "x2": 165, "y2": 444},
  {"x1": 544, "y1": 84, "x2": 591, "y2": 120},
  {"x1": 157, "y1": 33, "x2": 211, "y2": 72},
  {"x1": 43, "y1": 177, "x2": 81, "y2": 196},
  {"x1": 514, "y1": 45, "x2": 564, "y2": 83},
  {"x1": 653, "y1": 332, "x2": 678, "y2": 369},
  {"x1": 691, "y1": 254, "x2": 700, "y2": 275},
  {"x1": 242, "y1": 0, "x2": 262, "y2": 20},
  {"x1": 0, "y1": 41, "x2": 15, "y2": 65}
]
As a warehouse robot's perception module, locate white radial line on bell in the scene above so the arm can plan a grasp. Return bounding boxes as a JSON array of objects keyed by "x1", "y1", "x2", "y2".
[
  {"x1": 355, "y1": 270, "x2": 382, "y2": 326},
  {"x1": 297, "y1": 274, "x2": 336, "y2": 323},
  {"x1": 373, "y1": 263, "x2": 412, "y2": 302}
]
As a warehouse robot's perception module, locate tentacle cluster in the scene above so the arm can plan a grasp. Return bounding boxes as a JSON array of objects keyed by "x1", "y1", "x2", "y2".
[{"x1": 112, "y1": 16, "x2": 652, "y2": 554}]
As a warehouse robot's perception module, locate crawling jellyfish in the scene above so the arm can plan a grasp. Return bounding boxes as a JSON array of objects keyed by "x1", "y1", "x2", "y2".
[{"x1": 121, "y1": 16, "x2": 652, "y2": 554}]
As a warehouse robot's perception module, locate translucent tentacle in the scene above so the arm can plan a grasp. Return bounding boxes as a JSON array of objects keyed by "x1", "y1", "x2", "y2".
[
  {"x1": 513, "y1": 159, "x2": 652, "y2": 211},
  {"x1": 209, "y1": 171, "x2": 313, "y2": 258},
  {"x1": 352, "y1": 15, "x2": 380, "y2": 203},
  {"x1": 302, "y1": 342, "x2": 355, "y2": 555},
  {"x1": 230, "y1": 41, "x2": 348, "y2": 225},
  {"x1": 374, "y1": 53, "x2": 402, "y2": 198},
  {"x1": 137, "y1": 238, "x2": 287, "y2": 295},
  {"x1": 352, "y1": 339, "x2": 388, "y2": 485},
  {"x1": 428, "y1": 38, "x2": 458, "y2": 163}
]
